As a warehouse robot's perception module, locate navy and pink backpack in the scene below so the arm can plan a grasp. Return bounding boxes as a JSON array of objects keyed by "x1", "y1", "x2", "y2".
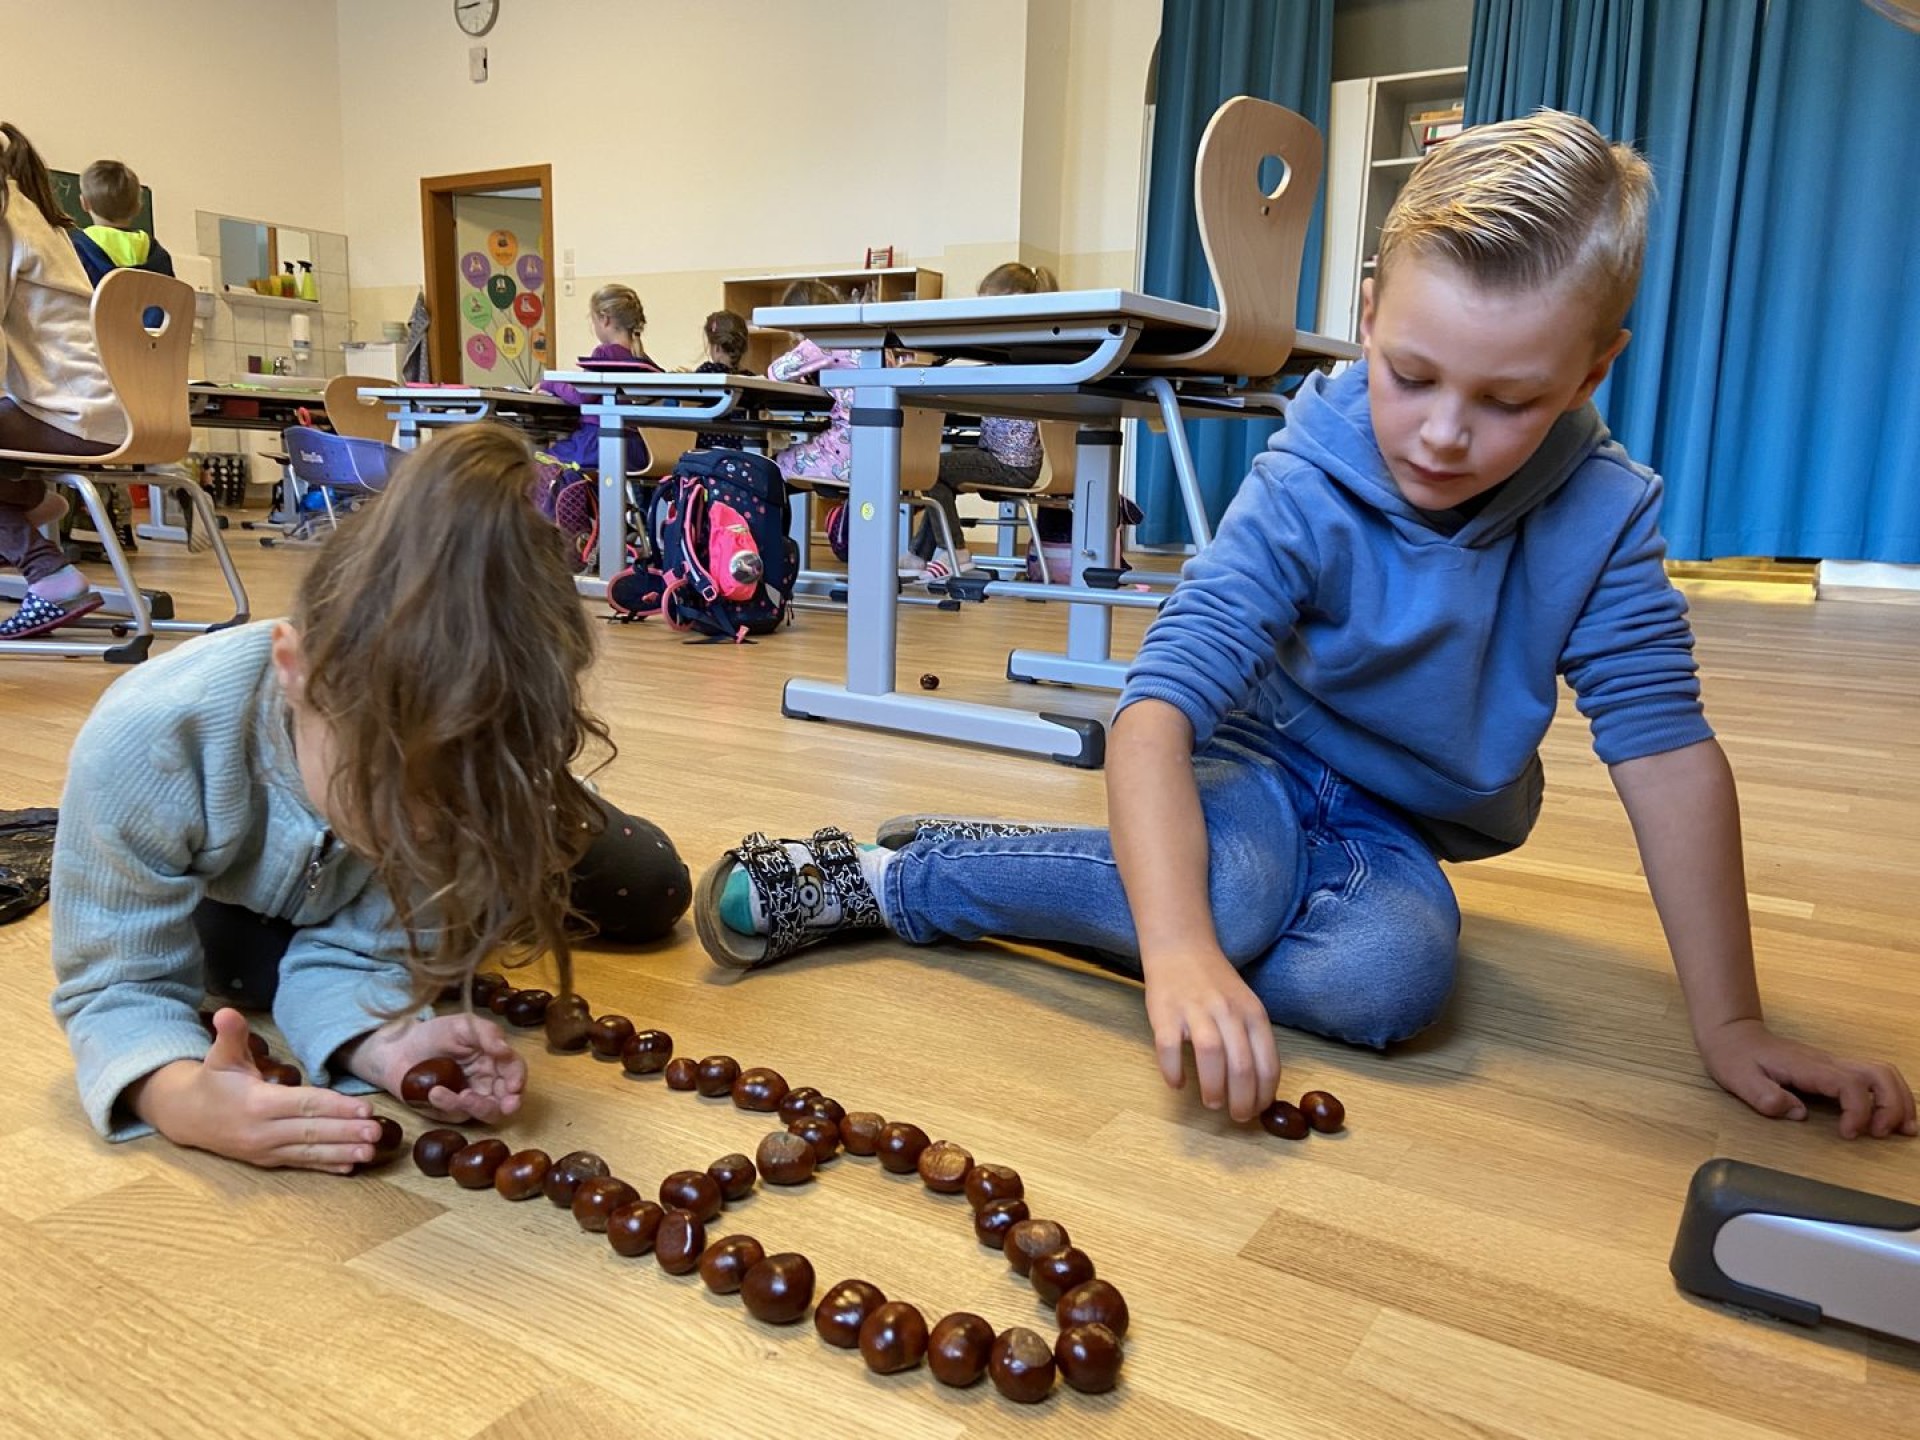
[{"x1": 608, "y1": 448, "x2": 797, "y2": 640}]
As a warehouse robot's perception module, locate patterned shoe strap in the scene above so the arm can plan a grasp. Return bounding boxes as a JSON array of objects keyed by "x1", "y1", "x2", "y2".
[
  {"x1": 807, "y1": 826, "x2": 884, "y2": 930},
  {"x1": 732, "y1": 830, "x2": 811, "y2": 962}
]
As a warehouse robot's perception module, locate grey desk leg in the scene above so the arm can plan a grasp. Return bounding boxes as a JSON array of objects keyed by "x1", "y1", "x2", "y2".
[
  {"x1": 393, "y1": 413, "x2": 421, "y2": 452},
  {"x1": 780, "y1": 377, "x2": 1104, "y2": 767},
  {"x1": 594, "y1": 420, "x2": 628, "y2": 584},
  {"x1": 1005, "y1": 427, "x2": 1131, "y2": 690}
]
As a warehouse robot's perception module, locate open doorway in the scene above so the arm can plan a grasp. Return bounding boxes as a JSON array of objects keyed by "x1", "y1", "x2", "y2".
[{"x1": 420, "y1": 164, "x2": 554, "y2": 386}]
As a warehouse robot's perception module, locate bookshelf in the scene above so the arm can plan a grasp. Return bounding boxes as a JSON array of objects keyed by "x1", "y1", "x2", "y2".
[
  {"x1": 1317, "y1": 65, "x2": 1469, "y2": 343},
  {"x1": 720, "y1": 265, "x2": 943, "y2": 374}
]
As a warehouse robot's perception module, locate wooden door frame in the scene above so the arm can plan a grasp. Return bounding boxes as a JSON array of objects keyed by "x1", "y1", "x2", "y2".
[{"x1": 420, "y1": 163, "x2": 555, "y2": 384}]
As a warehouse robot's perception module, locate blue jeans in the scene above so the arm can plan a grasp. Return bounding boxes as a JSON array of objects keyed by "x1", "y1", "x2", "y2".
[{"x1": 883, "y1": 719, "x2": 1460, "y2": 1048}]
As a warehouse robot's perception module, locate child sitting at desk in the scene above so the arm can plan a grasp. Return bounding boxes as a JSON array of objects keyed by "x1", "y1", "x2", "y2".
[
  {"x1": 767, "y1": 279, "x2": 854, "y2": 486},
  {"x1": 909, "y1": 262, "x2": 1057, "y2": 583},
  {"x1": 535, "y1": 283, "x2": 658, "y2": 558},
  {"x1": 0, "y1": 123, "x2": 123, "y2": 640},
  {"x1": 692, "y1": 309, "x2": 748, "y2": 452},
  {"x1": 69, "y1": 158, "x2": 174, "y2": 288},
  {"x1": 693, "y1": 111, "x2": 1915, "y2": 1142}
]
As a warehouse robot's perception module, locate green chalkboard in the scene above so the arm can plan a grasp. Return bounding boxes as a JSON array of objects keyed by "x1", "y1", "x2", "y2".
[{"x1": 49, "y1": 169, "x2": 155, "y2": 234}]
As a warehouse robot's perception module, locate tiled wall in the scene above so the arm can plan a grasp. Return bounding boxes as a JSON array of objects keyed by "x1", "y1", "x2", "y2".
[{"x1": 192, "y1": 212, "x2": 352, "y2": 382}]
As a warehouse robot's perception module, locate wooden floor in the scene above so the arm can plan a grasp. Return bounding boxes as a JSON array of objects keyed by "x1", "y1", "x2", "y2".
[{"x1": 1, "y1": 529, "x2": 1915, "y2": 1439}]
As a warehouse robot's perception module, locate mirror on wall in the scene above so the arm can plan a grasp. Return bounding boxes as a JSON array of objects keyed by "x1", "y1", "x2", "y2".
[{"x1": 217, "y1": 216, "x2": 313, "y2": 296}]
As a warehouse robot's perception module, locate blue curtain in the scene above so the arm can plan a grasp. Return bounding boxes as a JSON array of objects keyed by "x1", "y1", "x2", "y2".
[
  {"x1": 1467, "y1": 0, "x2": 1920, "y2": 561},
  {"x1": 1135, "y1": 0, "x2": 1334, "y2": 547}
]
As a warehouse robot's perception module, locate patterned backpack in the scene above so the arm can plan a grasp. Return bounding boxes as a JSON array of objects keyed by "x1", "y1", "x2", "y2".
[{"x1": 607, "y1": 448, "x2": 797, "y2": 640}]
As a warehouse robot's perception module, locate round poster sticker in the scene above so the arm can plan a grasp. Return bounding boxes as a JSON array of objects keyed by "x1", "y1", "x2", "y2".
[
  {"x1": 487, "y1": 229, "x2": 519, "y2": 266},
  {"x1": 512, "y1": 291, "x2": 543, "y2": 326},
  {"x1": 515, "y1": 253, "x2": 545, "y2": 291},
  {"x1": 496, "y1": 323, "x2": 524, "y2": 359},
  {"x1": 460, "y1": 251, "x2": 491, "y2": 287},
  {"x1": 465, "y1": 333, "x2": 498, "y2": 370},
  {"x1": 485, "y1": 273, "x2": 517, "y2": 310},
  {"x1": 531, "y1": 328, "x2": 549, "y2": 359},
  {"x1": 462, "y1": 291, "x2": 492, "y2": 329}
]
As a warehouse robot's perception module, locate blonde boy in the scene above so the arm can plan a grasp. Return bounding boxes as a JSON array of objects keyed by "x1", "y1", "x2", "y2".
[
  {"x1": 72, "y1": 158, "x2": 174, "y2": 285},
  {"x1": 697, "y1": 112, "x2": 1915, "y2": 1142}
]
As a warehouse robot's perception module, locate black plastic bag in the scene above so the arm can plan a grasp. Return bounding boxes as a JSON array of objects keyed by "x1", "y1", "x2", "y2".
[{"x1": 0, "y1": 807, "x2": 57, "y2": 925}]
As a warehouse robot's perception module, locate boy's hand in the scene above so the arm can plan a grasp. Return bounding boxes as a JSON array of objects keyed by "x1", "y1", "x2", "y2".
[
  {"x1": 1144, "y1": 947, "x2": 1282, "y2": 1123},
  {"x1": 1699, "y1": 1018, "x2": 1916, "y2": 1139},
  {"x1": 129, "y1": 1008, "x2": 385, "y2": 1173},
  {"x1": 343, "y1": 1012, "x2": 527, "y2": 1125}
]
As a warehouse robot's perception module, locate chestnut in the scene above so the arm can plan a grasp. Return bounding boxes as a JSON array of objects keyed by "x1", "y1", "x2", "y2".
[
  {"x1": 989, "y1": 1326, "x2": 1056, "y2": 1404},
  {"x1": 542, "y1": 1150, "x2": 610, "y2": 1207},
  {"x1": 697, "y1": 1234, "x2": 767, "y2": 1295},
  {"x1": 1030, "y1": 1246, "x2": 1096, "y2": 1306},
  {"x1": 963, "y1": 1163, "x2": 1023, "y2": 1211},
  {"x1": 740, "y1": 1252, "x2": 814, "y2": 1325},
  {"x1": 399, "y1": 1056, "x2": 466, "y2": 1110},
  {"x1": 927, "y1": 1312, "x2": 995, "y2": 1388},
  {"x1": 1054, "y1": 1322, "x2": 1123, "y2": 1394},
  {"x1": 352, "y1": 1116, "x2": 406, "y2": 1173},
  {"x1": 257, "y1": 1060, "x2": 301, "y2": 1087},
  {"x1": 448, "y1": 1138, "x2": 510, "y2": 1190},
  {"x1": 470, "y1": 971, "x2": 508, "y2": 1009},
  {"x1": 493, "y1": 1149, "x2": 552, "y2": 1201},
  {"x1": 813, "y1": 1279, "x2": 886, "y2": 1349},
  {"x1": 788, "y1": 1115, "x2": 841, "y2": 1164},
  {"x1": 776, "y1": 1086, "x2": 822, "y2": 1124},
  {"x1": 708, "y1": 1153, "x2": 757, "y2": 1202},
  {"x1": 663, "y1": 1056, "x2": 700, "y2": 1090},
  {"x1": 607, "y1": 1199, "x2": 664, "y2": 1257},
  {"x1": 622, "y1": 1029, "x2": 674, "y2": 1075},
  {"x1": 246, "y1": 1032, "x2": 270, "y2": 1061},
  {"x1": 974, "y1": 1196, "x2": 1030, "y2": 1249},
  {"x1": 1258, "y1": 1099, "x2": 1309, "y2": 1140},
  {"x1": 755, "y1": 1131, "x2": 817, "y2": 1186},
  {"x1": 731, "y1": 1066, "x2": 789, "y2": 1112},
  {"x1": 1056, "y1": 1278, "x2": 1130, "y2": 1339},
  {"x1": 657, "y1": 1169, "x2": 724, "y2": 1223},
  {"x1": 655, "y1": 1209, "x2": 707, "y2": 1275},
  {"x1": 588, "y1": 1014, "x2": 636, "y2": 1059},
  {"x1": 875, "y1": 1122, "x2": 931, "y2": 1175},
  {"x1": 1300, "y1": 1089, "x2": 1345, "y2": 1133},
  {"x1": 502, "y1": 989, "x2": 552, "y2": 1028},
  {"x1": 571, "y1": 1175, "x2": 639, "y2": 1233},
  {"x1": 1003, "y1": 1218, "x2": 1070, "y2": 1275},
  {"x1": 487, "y1": 986, "x2": 517, "y2": 1015},
  {"x1": 917, "y1": 1140, "x2": 973, "y2": 1194},
  {"x1": 857, "y1": 1300, "x2": 928, "y2": 1375},
  {"x1": 804, "y1": 1095, "x2": 846, "y2": 1128},
  {"x1": 412, "y1": 1128, "x2": 466, "y2": 1178},
  {"x1": 542, "y1": 995, "x2": 593, "y2": 1052},
  {"x1": 839, "y1": 1111, "x2": 886, "y2": 1156},
  {"x1": 694, "y1": 1055, "x2": 740, "y2": 1098}
]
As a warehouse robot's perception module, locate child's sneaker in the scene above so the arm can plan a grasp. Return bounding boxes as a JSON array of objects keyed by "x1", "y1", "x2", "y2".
[
  {"x1": 695, "y1": 827, "x2": 889, "y2": 969},
  {"x1": 874, "y1": 815, "x2": 1069, "y2": 851}
]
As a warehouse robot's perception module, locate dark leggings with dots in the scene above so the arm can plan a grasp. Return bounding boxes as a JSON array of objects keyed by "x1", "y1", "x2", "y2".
[{"x1": 194, "y1": 796, "x2": 691, "y2": 1007}]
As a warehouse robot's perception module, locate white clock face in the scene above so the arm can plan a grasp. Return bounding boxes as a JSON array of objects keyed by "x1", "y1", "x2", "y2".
[{"x1": 454, "y1": 0, "x2": 498, "y2": 36}]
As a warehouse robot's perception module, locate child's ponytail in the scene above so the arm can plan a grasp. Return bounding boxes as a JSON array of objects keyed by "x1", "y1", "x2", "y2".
[{"x1": 293, "y1": 423, "x2": 612, "y2": 1008}]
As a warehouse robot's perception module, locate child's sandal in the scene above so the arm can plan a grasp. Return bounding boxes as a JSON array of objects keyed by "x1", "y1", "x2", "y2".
[{"x1": 694, "y1": 826, "x2": 883, "y2": 970}]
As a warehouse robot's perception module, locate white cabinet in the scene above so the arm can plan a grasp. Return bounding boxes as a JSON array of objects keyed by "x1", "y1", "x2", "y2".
[{"x1": 1318, "y1": 66, "x2": 1468, "y2": 342}]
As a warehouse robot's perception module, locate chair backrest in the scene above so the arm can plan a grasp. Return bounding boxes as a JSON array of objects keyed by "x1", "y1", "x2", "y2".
[
  {"x1": 1137, "y1": 95, "x2": 1323, "y2": 380},
  {"x1": 637, "y1": 427, "x2": 697, "y2": 479},
  {"x1": 91, "y1": 269, "x2": 195, "y2": 466},
  {"x1": 1035, "y1": 421, "x2": 1078, "y2": 497},
  {"x1": 898, "y1": 406, "x2": 945, "y2": 494},
  {"x1": 324, "y1": 375, "x2": 399, "y2": 443},
  {"x1": 282, "y1": 425, "x2": 397, "y2": 492}
]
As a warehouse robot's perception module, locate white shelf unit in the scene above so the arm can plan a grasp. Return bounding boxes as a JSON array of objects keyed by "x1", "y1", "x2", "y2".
[{"x1": 1318, "y1": 66, "x2": 1468, "y2": 343}]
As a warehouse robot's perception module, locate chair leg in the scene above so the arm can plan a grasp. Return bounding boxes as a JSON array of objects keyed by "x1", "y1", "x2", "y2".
[
  {"x1": 0, "y1": 471, "x2": 154, "y2": 662},
  {"x1": 163, "y1": 477, "x2": 250, "y2": 633},
  {"x1": 1015, "y1": 498, "x2": 1050, "y2": 584}
]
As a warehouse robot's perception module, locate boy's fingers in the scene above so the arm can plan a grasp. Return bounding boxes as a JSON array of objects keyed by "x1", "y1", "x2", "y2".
[
  {"x1": 1738, "y1": 1068, "x2": 1803, "y2": 1120},
  {"x1": 204, "y1": 1008, "x2": 259, "y2": 1073},
  {"x1": 267, "y1": 1140, "x2": 376, "y2": 1171},
  {"x1": 290, "y1": 1087, "x2": 375, "y2": 1123},
  {"x1": 1829, "y1": 1072, "x2": 1874, "y2": 1139},
  {"x1": 1216, "y1": 1015, "x2": 1257, "y2": 1122},
  {"x1": 1189, "y1": 1023, "x2": 1228, "y2": 1111},
  {"x1": 1154, "y1": 1026, "x2": 1185, "y2": 1090}
]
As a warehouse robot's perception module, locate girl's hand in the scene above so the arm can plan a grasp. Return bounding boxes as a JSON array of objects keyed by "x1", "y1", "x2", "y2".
[
  {"x1": 1143, "y1": 947, "x2": 1282, "y2": 1123},
  {"x1": 346, "y1": 1012, "x2": 527, "y2": 1125},
  {"x1": 1699, "y1": 1018, "x2": 1916, "y2": 1138},
  {"x1": 129, "y1": 1008, "x2": 385, "y2": 1173}
]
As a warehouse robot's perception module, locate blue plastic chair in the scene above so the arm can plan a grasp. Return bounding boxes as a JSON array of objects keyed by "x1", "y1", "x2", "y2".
[{"x1": 267, "y1": 425, "x2": 399, "y2": 544}]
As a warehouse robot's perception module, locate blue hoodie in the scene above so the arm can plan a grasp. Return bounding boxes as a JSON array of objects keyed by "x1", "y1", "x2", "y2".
[{"x1": 1118, "y1": 362, "x2": 1711, "y2": 861}]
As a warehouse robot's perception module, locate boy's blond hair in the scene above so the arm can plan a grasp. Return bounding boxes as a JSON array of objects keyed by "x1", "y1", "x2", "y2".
[
  {"x1": 80, "y1": 159, "x2": 143, "y2": 227},
  {"x1": 1377, "y1": 108, "x2": 1652, "y2": 342}
]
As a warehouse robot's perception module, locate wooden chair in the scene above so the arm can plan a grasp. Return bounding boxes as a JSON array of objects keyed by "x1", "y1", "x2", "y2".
[
  {"x1": 323, "y1": 374, "x2": 399, "y2": 443},
  {"x1": 1128, "y1": 95, "x2": 1323, "y2": 380},
  {"x1": 0, "y1": 270, "x2": 248, "y2": 662}
]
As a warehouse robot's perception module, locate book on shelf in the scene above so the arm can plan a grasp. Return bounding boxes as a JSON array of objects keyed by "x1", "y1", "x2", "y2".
[{"x1": 1408, "y1": 102, "x2": 1465, "y2": 153}]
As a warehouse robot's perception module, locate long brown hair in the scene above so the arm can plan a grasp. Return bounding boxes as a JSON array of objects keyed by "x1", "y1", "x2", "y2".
[
  {"x1": 292, "y1": 423, "x2": 611, "y2": 1009},
  {"x1": 703, "y1": 309, "x2": 748, "y2": 369},
  {"x1": 0, "y1": 123, "x2": 76, "y2": 229}
]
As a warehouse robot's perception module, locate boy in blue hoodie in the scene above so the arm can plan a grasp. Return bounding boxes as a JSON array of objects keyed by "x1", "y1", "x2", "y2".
[
  {"x1": 694, "y1": 111, "x2": 1915, "y2": 1143},
  {"x1": 69, "y1": 158, "x2": 174, "y2": 287}
]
